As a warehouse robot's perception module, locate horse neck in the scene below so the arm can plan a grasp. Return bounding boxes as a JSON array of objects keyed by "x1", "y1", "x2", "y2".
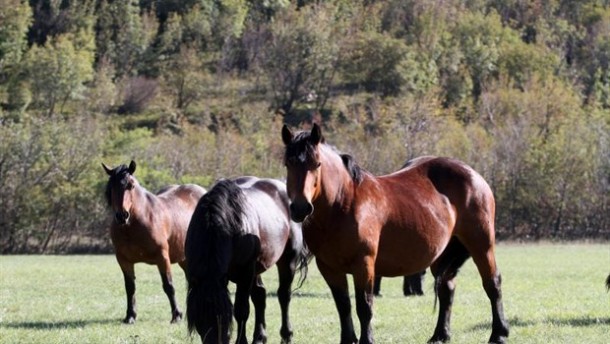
[
  {"x1": 128, "y1": 182, "x2": 153, "y2": 222},
  {"x1": 317, "y1": 145, "x2": 355, "y2": 211}
]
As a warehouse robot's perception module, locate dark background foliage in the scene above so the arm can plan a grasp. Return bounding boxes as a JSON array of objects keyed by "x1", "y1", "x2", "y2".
[{"x1": 1, "y1": 0, "x2": 608, "y2": 253}]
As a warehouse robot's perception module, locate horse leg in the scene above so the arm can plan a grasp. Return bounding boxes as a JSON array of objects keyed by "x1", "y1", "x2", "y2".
[
  {"x1": 157, "y1": 254, "x2": 182, "y2": 323},
  {"x1": 250, "y1": 275, "x2": 268, "y2": 344},
  {"x1": 317, "y1": 259, "x2": 358, "y2": 344},
  {"x1": 178, "y1": 260, "x2": 187, "y2": 276},
  {"x1": 352, "y1": 256, "x2": 375, "y2": 344},
  {"x1": 234, "y1": 266, "x2": 255, "y2": 344},
  {"x1": 428, "y1": 237, "x2": 470, "y2": 343},
  {"x1": 276, "y1": 251, "x2": 297, "y2": 343},
  {"x1": 117, "y1": 258, "x2": 137, "y2": 324},
  {"x1": 373, "y1": 276, "x2": 382, "y2": 296},
  {"x1": 464, "y1": 244, "x2": 509, "y2": 343},
  {"x1": 403, "y1": 271, "x2": 425, "y2": 296}
]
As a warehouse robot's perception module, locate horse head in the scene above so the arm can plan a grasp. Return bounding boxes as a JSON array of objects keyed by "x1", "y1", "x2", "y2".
[
  {"x1": 102, "y1": 160, "x2": 137, "y2": 225},
  {"x1": 281, "y1": 124, "x2": 324, "y2": 222}
]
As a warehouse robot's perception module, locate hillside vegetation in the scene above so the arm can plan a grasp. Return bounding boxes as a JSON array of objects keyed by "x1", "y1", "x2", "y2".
[{"x1": 0, "y1": 0, "x2": 608, "y2": 253}]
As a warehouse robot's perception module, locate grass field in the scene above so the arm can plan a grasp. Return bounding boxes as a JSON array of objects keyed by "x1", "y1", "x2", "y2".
[{"x1": 0, "y1": 243, "x2": 608, "y2": 343}]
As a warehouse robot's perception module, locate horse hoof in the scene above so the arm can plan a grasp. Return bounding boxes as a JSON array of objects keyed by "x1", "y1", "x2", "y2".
[
  {"x1": 170, "y1": 312, "x2": 183, "y2": 323},
  {"x1": 122, "y1": 317, "x2": 136, "y2": 324},
  {"x1": 427, "y1": 334, "x2": 450, "y2": 343},
  {"x1": 489, "y1": 335, "x2": 508, "y2": 344},
  {"x1": 280, "y1": 327, "x2": 293, "y2": 344}
]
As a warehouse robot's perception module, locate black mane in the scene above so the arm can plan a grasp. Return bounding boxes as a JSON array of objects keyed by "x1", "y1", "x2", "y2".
[
  {"x1": 194, "y1": 179, "x2": 246, "y2": 237},
  {"x1": 340, "y1": 154, "x2": 364, "y2": 184},
  {"x1": 285, "y1": 130, "x2": 365, "y2": 184}
]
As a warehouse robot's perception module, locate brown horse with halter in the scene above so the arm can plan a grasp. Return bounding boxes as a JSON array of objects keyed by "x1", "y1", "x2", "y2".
[
  {"x1": 185, "y1": 177, "x2": 310, "y2": 344},
  {"x1": 102, "y1": 160, "x2": 206, "y2": 324},
  {"x1": 281, "y1": 124, "x2": 509, "y2": 344}
]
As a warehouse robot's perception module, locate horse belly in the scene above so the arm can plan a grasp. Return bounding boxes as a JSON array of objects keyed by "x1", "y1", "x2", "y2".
[
  {"x1": 111, "y1": 229, "x2": 166, "y2": 265},
  {"x1": 252, "y1": 197, "x2": 291, "y2": 271},
  {"x1": 375, "y1": 221, "x2": 451, "y2": 276}
]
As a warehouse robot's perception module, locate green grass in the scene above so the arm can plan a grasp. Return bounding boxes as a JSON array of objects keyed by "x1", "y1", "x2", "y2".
[{"x1": 1, "y1": 243, "x2": 608, "y2": 343}]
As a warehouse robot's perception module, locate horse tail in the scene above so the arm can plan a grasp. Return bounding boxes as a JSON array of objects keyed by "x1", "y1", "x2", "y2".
[
  {"x1": 185, "y1": 179, "x2": 246, "y2": 343},
  {"x1": 293, "y1": 225, "x2": 314, "y2": 290},
  {"x1": 606, "y1": 274, "x2": 610, "y2": 291}
]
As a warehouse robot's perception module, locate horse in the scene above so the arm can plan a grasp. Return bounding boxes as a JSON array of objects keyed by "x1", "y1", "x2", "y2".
[
  {"x1": 373, "y1": 271, "x2": 426, "y2": 297},
  {"x1": 185, "y1": 176, "x2": 310, "y2": 344},
  {"x1": 102, "y1": 160, "x2": 206, "y2": 324},
  {"x1": 281, "y1": 124, "x2": 509, "y2": 344}
]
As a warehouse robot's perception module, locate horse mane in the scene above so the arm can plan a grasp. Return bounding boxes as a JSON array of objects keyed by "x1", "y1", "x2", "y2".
[
  {"x1": 285, "y1": 130, "x2": 365, "y2": 185},
  {"x1": 196, "y1": 179, "x2": 246, "y2": 237},
  {"x1": 104, "y1": 164, "x2": 131, "y2": 206},
  {"x1": 340, "y1": 153, "x2": 364, "y2": 185}
]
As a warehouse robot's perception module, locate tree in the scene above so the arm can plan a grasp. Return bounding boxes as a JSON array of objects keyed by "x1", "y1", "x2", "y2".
[
  {"x1": 259, "y1": 3, "x2": 342, "y2": 115},
  {"x1": 23, "y1": 33, "x2": 94, "y2": 116},
  {"x1": 0, "y1": 0, "x2": 32, "y2": 77},
  {"x1": 161, "y1": 45, "x2": 211, "y2": 111},
  {"x1": 95, "y1": 0, "x2": 157, "y2": 78},
  {"x1": 0, "y1": 0, "x2": 32, "y2": 111}
]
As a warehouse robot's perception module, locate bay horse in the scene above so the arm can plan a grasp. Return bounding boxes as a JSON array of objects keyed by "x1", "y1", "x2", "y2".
[
  {"x1": 102, "y1": 160, "x2": 206, "y2": 324},
  {"x1": 185, "y1": 176, "x2": 310, "y2": 344},
  {"x1": 374, "y1": 271, "x2": 426, "y2": 297},
  {"x1": 281, "y1": 124, "x2": 509, "y2": 344}
]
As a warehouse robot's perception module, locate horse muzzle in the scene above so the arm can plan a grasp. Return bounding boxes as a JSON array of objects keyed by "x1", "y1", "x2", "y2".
[
  {"x1": 115, "y1": 210, "x2": 130, "y2": 225},
  {"x1": 289, "y1": 201, "x2": 313, "y2": 223}
]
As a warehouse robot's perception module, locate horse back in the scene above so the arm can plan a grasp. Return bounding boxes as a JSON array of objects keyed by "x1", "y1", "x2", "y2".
[
  {"x1": 372, "y1": 157, "x2": 494, "y2": 274},
  {"x1": 394, "y1": 156, "x2": 492, "y2": 206},
  {"x1": 156, "y1": 184, "x2": 206, "y2": 260},
  {"x1": 238, "y1": 178, "x2": 297, "y2": 272}
]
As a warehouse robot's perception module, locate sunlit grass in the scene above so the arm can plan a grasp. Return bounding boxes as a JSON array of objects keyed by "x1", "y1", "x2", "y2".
[{"x1": 1, "y1": 243, "x2": 608, "y2": 343}]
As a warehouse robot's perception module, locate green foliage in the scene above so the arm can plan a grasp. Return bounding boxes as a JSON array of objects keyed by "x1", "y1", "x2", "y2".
[
  {"x1": 95, "y1": 0, "x2": 158, "y2": 77},
  {"x1": 0, "y1": 116, "x2": 105, "y2": 253},
  {"x1": 0, "y1": 0, "x2": 32, "y2": 110},
  {"x1": 260, "y1": 3, "x2": 342, "y2": 114},
  {"x1": 160, "y1": 46, "x2": 212, "y2": 110},
  {"x1": 0, "y1": 0, "x2": 32, "y2": 74},
  {"x1": 1, "y1": 0, "x2": 609, "y2": 252},
  {"x1": 340, "y1": 31, "x2": 410, "y2": 96},
  {"x1": 22, "y1": 34, "x2": 94, "y2": 116}
]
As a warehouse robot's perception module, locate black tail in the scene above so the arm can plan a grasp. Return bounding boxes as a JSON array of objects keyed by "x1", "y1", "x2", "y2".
[
  {"x1": 606, "y1": 274, "x2": 610, "y2": 291},
  {"x1": 294, "y1": 236, "x2": 313, "y2": 291},
  {"x1": 185, "y1": 179, "x2": 246, "y2": 343}
]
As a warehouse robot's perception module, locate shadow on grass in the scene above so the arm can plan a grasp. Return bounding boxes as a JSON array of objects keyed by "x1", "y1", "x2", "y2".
[
  {"x1": 469, "y1": 315, "x2": 610, "y2": 331},
  {"x1": 267, "y1": 291, "x2": 332, "y2": 298},
  {"x1": 547, "y1": 316, "x2": 610, "y2": 327},
  {"x1": 1, "y1": 318, "x2": 118, "y2": 330}
]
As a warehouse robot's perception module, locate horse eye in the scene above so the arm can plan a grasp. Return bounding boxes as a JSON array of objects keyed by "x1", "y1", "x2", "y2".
[{"x1": 309, "y1": 161, "x2": 321, "y2": 170}]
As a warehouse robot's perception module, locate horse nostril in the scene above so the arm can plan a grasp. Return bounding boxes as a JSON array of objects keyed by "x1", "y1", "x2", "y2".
[
  {"x1": 289, "y1": 202, "x2": 313, "y2": 222},
  {"x1": 115, "y1": 210, "x2": 130, "y2": 224}
]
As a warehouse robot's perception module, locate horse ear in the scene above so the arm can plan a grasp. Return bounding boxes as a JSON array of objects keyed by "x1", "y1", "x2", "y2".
[
  {"x1": 128, "y1": 160, "x2": 136, "y2": 174},
  {"x1": 281, "y1": 125, "x2": 294, "y2": 145},
  {"x1": 311, "y1": 123, "x2": 324, "y2": 145},
  {"x1": 102, "y1": 162, "x2": 112, "y2": 175}
]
